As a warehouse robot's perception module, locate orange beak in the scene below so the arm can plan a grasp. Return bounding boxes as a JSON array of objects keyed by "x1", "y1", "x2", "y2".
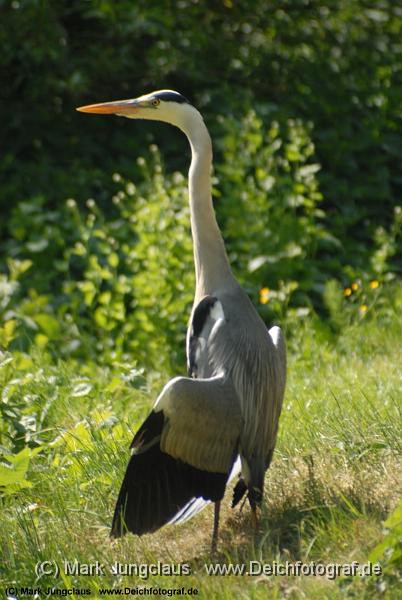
[{"x1": 76, "y1": 99, "x2": 139, "y2": 115}]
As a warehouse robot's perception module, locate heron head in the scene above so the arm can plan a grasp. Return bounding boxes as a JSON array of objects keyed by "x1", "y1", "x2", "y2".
[{"x1": 76, "y1": 90, "x2": 197, "y2": 130}]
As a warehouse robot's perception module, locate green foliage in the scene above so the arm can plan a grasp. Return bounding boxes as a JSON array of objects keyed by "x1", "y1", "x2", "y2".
[
  {"x1": 218, "y1": 110, "x2": 329, "y2": 316},
  {"x1": 1, "y1": 150, "x2": 194, "y2": 370},
  {"x1": 62, "y1": 149, "x2": 194, "y2": 369},
  {"x1": 344, "y1": 500, "x2": 402, "y2": 597},
  {"x1": 1, "y1": 0, "x2": 401, "y2": 367},
  {"x1": 1, "y1": 0, "x2": 402, "y2": 247},
  {"x1": 370, "y1": 501, "x2": 402, "y2": 580},
  {"x1": 1, "y1": 136, "x2": 401, "y2": 369},
  {"x1": 0, "y1": 446, "x2": 42, "y2": 495},
  {"x1": 323, "y1": 279, "x2": 402, "y2": 335},
  {"x1": 371, "y1": 206, "x2": 402, "y2": 279},
  {"x1": 0, "y1": 350, "x2": 60, "y2": 452},
  {"x1": 123, "y1": 149, "x2": 194, "y2": 369}
]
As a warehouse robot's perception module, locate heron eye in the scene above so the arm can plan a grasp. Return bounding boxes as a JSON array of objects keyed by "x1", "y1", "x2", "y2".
[{"x1": 152, "y1": 98, "x2": 160, "y2": 107}]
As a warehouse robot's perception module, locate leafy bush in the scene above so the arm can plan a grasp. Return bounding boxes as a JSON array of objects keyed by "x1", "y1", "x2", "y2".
[
  {"x1": 1, "y1": 149, "x2": 194, "y2": 371},
  {"x1": 1, "y1": 0, "x2": 401, "y2": 247},
  {"x1": 61, "y1": 148, "x2": 194, "y2": 370},
  {"x1": 1, "y1": 0, "x2": 401, "y2": 370},
  {"x1": 0, "y1": 446, "x2": 42, "y2": 495},
  {"x1": 1, "y1": 124, "x2": 400, "y2": 370},
  {"x1": 218, "y1": 110, "x2": 333, "y2": 319},
  {"x1": 369, "y1": 501, "x2": 402, "y2": 590}
]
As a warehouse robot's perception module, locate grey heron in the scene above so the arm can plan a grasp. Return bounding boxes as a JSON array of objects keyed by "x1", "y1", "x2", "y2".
[{"x1": 77, "y1": 90, "x2": 286, "y2": 550}]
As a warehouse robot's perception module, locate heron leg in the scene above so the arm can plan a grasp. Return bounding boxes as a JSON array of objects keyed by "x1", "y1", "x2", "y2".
[
  {"x1": 249, "y1": 485, "x2": 262, "y2": 533},
  {"x1": 251, "y1": 505, "x2": 261, "y2": 532},
  {"x1": 211, "y1": 501, "x2": 221, "y2": 553},
  {"x1": 239, "y1": 495, "x2": 248, "y2": 513}
]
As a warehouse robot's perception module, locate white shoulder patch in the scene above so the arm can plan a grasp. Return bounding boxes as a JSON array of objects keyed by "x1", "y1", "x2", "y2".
[
  {"x1": 210, "y1": 300, "x2": 225, "y2": 322},
  {"x1": 268, "y1": 325, "x2": 282, "y2": 348}
]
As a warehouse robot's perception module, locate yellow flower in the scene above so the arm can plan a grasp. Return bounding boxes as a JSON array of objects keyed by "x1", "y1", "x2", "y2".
[
  {"x1": 351, "y1": 282, "x2": 359, "y2": 291},
  {"x1": 259, "y1": 287, "x2": 270, "y2": 304},
  {"x1": 359, "y1": 304, "x2": 368, "y2": 314},
  {"x1": 369, "y1": 280, "x2": 379, "y2": 289},
  {"x1": 344, "y1": 287, "x2": 352, "y2": 297}
]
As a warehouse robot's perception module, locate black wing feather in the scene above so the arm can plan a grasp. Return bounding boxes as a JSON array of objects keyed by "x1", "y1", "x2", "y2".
[
  {"x1": 232, "y1": 477, "x2": 247, "y2": 508},
  {"x1": 111, "y1": 409, "x2": 228, "y2": 538}
]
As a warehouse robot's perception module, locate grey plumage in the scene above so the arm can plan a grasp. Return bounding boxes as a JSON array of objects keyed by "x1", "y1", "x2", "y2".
[
  {"x1": 77, "y1": 90, "x2": 286, "y2": 548},
  {"x1": 187, "y1": 281, "x2": 286, "y2": 508}
]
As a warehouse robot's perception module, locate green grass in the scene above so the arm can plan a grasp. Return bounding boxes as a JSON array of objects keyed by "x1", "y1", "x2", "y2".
[{"x1": 1, "y1": 304, "x2": 401, "y2": 599}]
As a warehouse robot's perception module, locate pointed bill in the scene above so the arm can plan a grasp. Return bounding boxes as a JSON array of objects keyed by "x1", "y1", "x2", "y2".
[{"x1": 76, "y1": 99, "x2": 138, "y2": 114}]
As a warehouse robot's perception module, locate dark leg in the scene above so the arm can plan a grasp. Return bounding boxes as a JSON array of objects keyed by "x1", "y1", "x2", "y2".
[
  {"x1": 251, "y1": 505, "x2": 260, "y2": 532},
  {"x1": 249, "y1": 485, "x2": 262, "y2": 533},
  {"x1": 211, "y1": 500, "x2": 221, "y2": 553},
  {"x1": 239, "y1": 495, "x2": 248, "y2": 513}
]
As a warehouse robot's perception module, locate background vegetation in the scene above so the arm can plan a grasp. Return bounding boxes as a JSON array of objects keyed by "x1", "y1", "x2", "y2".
[{"x1": 0, "y1": 1, "x2": 401, "y2": 598}]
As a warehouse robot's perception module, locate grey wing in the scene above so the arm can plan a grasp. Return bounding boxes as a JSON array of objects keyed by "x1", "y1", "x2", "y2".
[
  {"x1": 267, "y1": 326, "x2": 286, "y2": 403},
  {"x1": 157, "y1": 375, "x2": 241, "y2": 472},
  {"x1": 171, "y1": 295, "x2": 230, "y2": 523},
  {"x1": 213, "y1": 319, "x2": 286, "y2": 509},
  {"x1": 264, "y1": 325, "x2": 286, "y2": 460},
  {"x1": 187, "y1": 292, "x2": 286, "y2": 462},
  {"x1": 111, "y1": 374, "x2": 242, "y2": 537},
  {"x1": 207, "y1": 307, "x2": 286, "y2": 467}
]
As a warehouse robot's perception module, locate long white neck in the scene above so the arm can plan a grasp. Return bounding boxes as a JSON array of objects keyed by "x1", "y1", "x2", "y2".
[{"x1": 179, "y1": 112, "x2": 234, "y2": 299}]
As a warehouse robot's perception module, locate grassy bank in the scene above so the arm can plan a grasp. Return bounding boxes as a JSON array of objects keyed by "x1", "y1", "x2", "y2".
[{"x1": 1, "y1": 294, "x2": 401, "y2": 599}]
